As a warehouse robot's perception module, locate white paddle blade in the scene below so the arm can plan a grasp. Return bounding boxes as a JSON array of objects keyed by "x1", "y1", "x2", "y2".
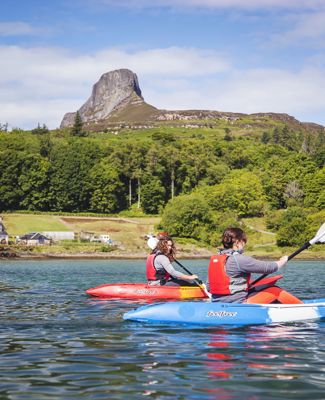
[
  {"x1": 147, "y1": 236, "x2": 158, "y2": 250},
  {"x1": 309, "y1": 222, "x2": 325, "y2": 245},
  {"x1": 201, "y1": 283, "x2": 212, "y2": 300}
]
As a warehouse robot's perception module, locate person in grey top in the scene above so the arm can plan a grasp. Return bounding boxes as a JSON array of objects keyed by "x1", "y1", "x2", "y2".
[
  {"x1": 147, "y1": 235, "x2": 198, "y2": 286},
  {"x1": 207, "y1": 227, "x2": 288, "y2": 303}
]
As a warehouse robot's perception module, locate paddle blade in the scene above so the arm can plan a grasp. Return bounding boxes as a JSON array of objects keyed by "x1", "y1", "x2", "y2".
[
  {"x1": 309, "y1": 222, "x2": 325, "y2": 245},
  {"x1": 147, "y1": 235, "x2": 158, "y2": 250},
  {"x1": 199, "y1": 283, "x2": 212, "y2": 299}
]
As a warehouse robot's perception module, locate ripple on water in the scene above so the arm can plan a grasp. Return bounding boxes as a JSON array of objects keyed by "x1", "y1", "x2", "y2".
[{"x1": 0, "y1": 260, "x2": 324, "y2": 399}]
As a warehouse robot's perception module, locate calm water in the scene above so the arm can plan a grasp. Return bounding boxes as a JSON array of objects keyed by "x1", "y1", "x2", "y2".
[{"x1": 0, "y1": 259, "x2": 324, "y2": 400}]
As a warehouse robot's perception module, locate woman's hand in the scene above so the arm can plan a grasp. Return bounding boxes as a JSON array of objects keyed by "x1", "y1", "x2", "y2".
[{"x1": 276, "y1": 256, "x2": 288, "y2": 270}]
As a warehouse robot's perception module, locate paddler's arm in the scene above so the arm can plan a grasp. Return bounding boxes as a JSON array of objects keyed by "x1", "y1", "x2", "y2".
[{"x1": 155, "y1": 255, "x2": 198, "y2": 281}]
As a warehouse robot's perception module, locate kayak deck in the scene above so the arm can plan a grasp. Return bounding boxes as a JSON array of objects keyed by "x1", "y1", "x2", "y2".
[
  {"x1": 123, "y1": 298, "x2": 325, "y2": 326},
  {"x1": 86, "y1": 283, "x2": 208, "y2": 299}
]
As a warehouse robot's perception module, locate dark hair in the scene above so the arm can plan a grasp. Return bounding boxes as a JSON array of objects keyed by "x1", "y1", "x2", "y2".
[
  {"x1": 155, "y1": 237, "x2": 176, "y2": 259},
  {"x1": 221, "y1": 227, "x2": 247, "y2": 249}
]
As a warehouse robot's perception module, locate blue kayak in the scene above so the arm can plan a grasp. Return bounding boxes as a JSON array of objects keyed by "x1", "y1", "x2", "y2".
[{"x1": 123, "y1": 298, "x2": 325, "y2": 326}]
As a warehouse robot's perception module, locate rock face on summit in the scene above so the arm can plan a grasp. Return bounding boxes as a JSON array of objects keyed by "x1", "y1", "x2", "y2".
[
  {"x1": 60, "y1": 69, "x2": 153, "y2": 128},
  {"x1": 60, "y1": 68, "x2": 324, "y2": 130}
]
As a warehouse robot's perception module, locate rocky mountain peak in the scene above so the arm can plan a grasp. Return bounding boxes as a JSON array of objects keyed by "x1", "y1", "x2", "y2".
[{"x1": 60, "y1": 69, "x2": 146, "y2": 128}]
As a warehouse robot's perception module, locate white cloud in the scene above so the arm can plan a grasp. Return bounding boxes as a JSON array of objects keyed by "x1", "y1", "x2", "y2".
[
  {"x1": 0, "y1": 45, "x2": 229, "y2": 129},
  {"x1": 1, "y1": 99, "x2": 79, "y2": 130},
  {"x1": 0, "y1": 44, "x2": 324, "y2": 129},
  {"x1": 211, "y1": 69, "x2": 325, "y2": 117},
  {"x1": 0, "y1": 22, "x2": 43, "y2": 36},
  {"x1": 142, "y1": 68, "x2": 325, "y2": 125},
  {"x1": 274, "y1": 11, "x2": 325, "y2": 46}
]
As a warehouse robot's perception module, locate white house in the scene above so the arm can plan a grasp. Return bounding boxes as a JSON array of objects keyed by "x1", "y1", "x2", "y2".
[{"x1": 42, "y1": 231, "x2": 75, "y2": 242}]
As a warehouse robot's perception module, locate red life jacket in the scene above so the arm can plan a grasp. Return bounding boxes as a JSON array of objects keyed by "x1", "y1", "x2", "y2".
[
  {"x1": 146, "y1": 253, "x2": 170, "y2": 281},
  {"x1": 208, "y1": 253, "x2": 251, "y2": 295},
  {"x1": 208, "y1": 254, "x2": 231, "y2": 295}
]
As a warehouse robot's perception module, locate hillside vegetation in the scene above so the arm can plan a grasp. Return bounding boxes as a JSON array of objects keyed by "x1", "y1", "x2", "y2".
[{"x1": 0, "y1": 113, "x2": 324, "y2": 257}]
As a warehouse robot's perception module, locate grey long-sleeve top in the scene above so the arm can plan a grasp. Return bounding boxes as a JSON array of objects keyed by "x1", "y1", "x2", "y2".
[
  {"x1": 148, "y1": 254, "x2": 184, "y2": 285},
  {"x1": 208, "y1": 249, "x2": 279, "y2": 303}
]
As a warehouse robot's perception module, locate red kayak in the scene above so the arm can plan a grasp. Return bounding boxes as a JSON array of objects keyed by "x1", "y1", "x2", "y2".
[
  {"x1": 86, "y1": 283, "x2": 208, "y2": 299},
  {"x1": 85, "y1": 275, "x2": 299, "y2": 302}
]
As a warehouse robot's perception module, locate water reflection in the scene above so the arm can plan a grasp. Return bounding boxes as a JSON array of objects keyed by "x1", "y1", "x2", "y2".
[
  {"x1": 206, "y1": 329, "x2": 233, "y2": 379},
  {"x1": 201, "y1": 322, "x2": 325, "y2": 399}
]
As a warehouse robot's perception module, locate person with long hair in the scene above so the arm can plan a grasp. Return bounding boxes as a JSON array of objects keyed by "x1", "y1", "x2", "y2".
[
  {"x1": 207, "y1": 227, "x2": 288, "y2": 303},
  {"x1": 146, "y1": 233, "x2": 198, "y2": 286}
]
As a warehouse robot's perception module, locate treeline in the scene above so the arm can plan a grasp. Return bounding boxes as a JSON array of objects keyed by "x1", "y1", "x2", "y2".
[{"x1": 0, "y1": 122, "x2": 324, "y2": 246}]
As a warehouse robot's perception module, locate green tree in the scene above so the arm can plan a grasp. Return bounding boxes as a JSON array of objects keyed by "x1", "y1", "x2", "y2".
[
  {"x1": 49, "y1": 140, "x2": 101, "y2": 211},
  {"x1": 31, "y1": 123, "x2": 49, "y2": 135},
  {"x1": 177, "y1": 141, "x2": 211, "y2": 192},
  {"x1": 222, "y1": 142, "x2": 256, "y2": 169},
  {"x1": 0, "y1": 122, "x2": 8, "y2": 132},
  {"x1": 141, "y1": 176, "x2": 166, "y2": 214},
  {"x1": 201, "y1": 162, "x2": 229, "y2": 186},
  {"x1": 19, "y1": 155, "x2": 52, "y2": 210},
  {"x1": 160, "y1": 193, "x2": 214, "y2": 240},
  {"x1": 203, "y1": 170, "x2": 267, "y2": 217},
  {"x1": 276, "y1": 207, "x2": 308, "y2": 247},
  {"x1": 303, "y1": 166, "x2": 325, "y2": 210},
  {"x1": 261, "y1": 131, "x2": 271, "y2": 144},
  {"x1": 261, "y1": 153, "x2": 316, "y2": 209},
  {"x1": 152, "y1": 131, "x2": 176, "y2": 145},
  {"x1": 0, "y1": 150, "x2": 24, "y2": 210},
  {"x1": 224, "y1": 127, "x2": 232, "y2": 141},
  {"x1": 272, "y1": 127, "x2": 281, "y2": 144},
  {"x1": 71, "y1": 112, "x2": 87, "y2": 137},
  {"x1": 89, "y1": 161, "x2": 125, "y2": 213}
]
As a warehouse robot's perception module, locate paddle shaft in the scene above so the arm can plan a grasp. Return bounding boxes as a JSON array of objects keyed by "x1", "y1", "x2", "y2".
[
  {"x1": 173, "y1": 259, "x2": 202, "y2": 285},
  {"x1": 173, "y1": 259, "x2": 212, "y2": 298}
]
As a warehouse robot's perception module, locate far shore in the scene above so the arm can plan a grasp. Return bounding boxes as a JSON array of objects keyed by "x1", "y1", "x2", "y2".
[{"x1": 1, "y1": 251, "x2": 324, "y2": 261}]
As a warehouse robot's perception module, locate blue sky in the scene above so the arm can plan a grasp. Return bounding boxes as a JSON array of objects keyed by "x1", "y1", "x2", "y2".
[{"x1": 1, "y1": 0, "x2": 325, "y2": 129}]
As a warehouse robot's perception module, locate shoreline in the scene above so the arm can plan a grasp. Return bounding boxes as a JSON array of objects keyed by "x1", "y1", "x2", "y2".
[{"x1": 1, "y1": 251, "x2": 324, "y2": 261}]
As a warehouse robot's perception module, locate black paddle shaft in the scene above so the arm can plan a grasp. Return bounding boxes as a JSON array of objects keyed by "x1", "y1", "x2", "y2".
[
  {"x1": 287, "y1": 241, "x2": 311, "y2": 260},
  {"x1": 174, "y1": 259, "x2": 203, "y2": 285},
  {"x1": 250, "y1": 241, "x2": 311, "y2": 287}
]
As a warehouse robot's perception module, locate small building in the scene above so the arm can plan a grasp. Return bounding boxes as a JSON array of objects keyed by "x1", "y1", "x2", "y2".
[
  {"x1": 0, "y1": 216, "x2": 9, "y2": 245},
  {"x1": 17, "y1": 232, "x2": 51, "y2": 246},
  {"x1": 80, "y1": 231, "x2": 95, "y2": 242},
  {"x1": 42, "y1": 231, "x2": 75, "y2": 242}
]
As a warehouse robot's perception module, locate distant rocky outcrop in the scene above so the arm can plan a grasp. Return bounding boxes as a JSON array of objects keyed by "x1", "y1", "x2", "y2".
[
  {"x1": 60, "y1": 69, "x2": 157, "y2": 128},
  {"x1": 60, "y1": 68, "x2": 324, "y2": 131}
]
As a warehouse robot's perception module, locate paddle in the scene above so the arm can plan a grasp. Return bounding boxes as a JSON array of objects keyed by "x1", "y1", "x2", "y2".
[
  {"x1": 250, "y1": 222, "x2": 325, "y2": 287},
  {"x1": 173, "y1": 259, "x2": 212, "y2": 299}
]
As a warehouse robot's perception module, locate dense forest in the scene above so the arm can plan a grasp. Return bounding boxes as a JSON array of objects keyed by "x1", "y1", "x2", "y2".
[{"x1": 0, "y1": 116, "x2": 324, "y2": 247}]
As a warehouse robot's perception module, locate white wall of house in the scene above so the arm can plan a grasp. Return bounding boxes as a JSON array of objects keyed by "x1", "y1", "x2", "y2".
[{"x1": 42, "y1": 232, "x2": 75, "y2": 241}]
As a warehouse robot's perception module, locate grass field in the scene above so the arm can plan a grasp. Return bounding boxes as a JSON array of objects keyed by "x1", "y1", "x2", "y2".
[
  {"x1": 1, "y1": 213, "x2": 161, "y2": 256},
  {"x1": 1, "y1": 213, "x2": 324, "y2": 259},
  {"x1": 5, "y1": 214, "x2": 70, "y2": 235}
]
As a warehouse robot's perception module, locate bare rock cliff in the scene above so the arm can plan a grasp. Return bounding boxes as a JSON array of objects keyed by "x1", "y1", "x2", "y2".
[
  {"x1": 60, "y1": 69, "x2": 149, "y2": 128},
  {"x1": 60, "y1": 68, "x2": 324, "y2": 131}
]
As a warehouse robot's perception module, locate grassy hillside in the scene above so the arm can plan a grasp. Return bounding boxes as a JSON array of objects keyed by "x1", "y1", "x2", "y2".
[{"x1": 1, "y1": 213, "x2": 324, "y2": 259}]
